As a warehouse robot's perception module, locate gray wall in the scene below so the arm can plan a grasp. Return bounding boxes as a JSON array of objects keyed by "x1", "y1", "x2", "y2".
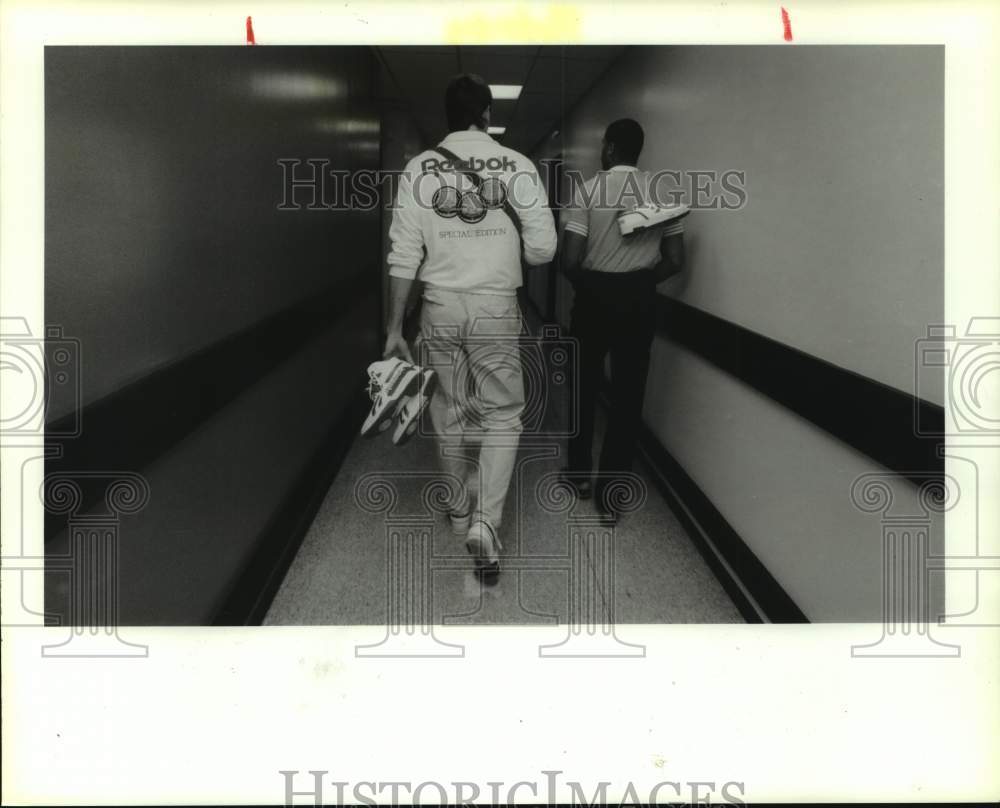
[
  {"x1": 533, "y1": 46, "x2": 944, "y2": 620},
  {"x1": 45, "y1": 47, "x2": 382, "y2": 623},
  {"x1": 46, "y1": 46, "x2": 381, "y2": 417},
  {"x1": 379, "y1": 99, "x2": 427, "y2": 325}
]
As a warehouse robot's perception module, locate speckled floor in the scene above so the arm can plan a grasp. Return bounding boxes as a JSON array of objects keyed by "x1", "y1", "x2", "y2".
[{"x1": 264, "y1": 318, "x2": 743, "y2": 626}]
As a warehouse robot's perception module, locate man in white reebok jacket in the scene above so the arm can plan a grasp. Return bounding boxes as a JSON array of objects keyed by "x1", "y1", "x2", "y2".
[{"x1": 384, "y1": 73, "x2": 557, "y2": 577}]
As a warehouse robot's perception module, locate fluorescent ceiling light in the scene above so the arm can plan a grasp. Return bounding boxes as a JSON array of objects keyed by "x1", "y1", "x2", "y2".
[
  {"x1": 249, "y1": 72, "x2": 346, "y2": 100},
  {"x1": 314, "y1": 119, "x2": 380, "y2": 136},
  {"x1": 489, "y1": 84, "x2": 522, "y2": 100},
  {"x1": 488, "y1": 126, "x2": 506, "y2": 135}
]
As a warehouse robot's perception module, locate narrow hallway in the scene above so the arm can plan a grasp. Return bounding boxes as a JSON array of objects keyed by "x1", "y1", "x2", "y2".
[
  {"x1": 264, "y1": 304, "x2": 743, "y2": 625},
  {"x1": 38, "y1": 45, "x2": 946, "y2": 630}
]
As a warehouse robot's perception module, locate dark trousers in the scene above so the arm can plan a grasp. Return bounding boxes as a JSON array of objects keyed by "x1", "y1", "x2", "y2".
[{"x1": 567, "y1": 269, "x2": 657, "y2": 495}]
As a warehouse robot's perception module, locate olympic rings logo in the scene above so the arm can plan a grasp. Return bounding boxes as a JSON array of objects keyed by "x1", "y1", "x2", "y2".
[{"x1": 432, "y1": 176, "x2": 508, "y2": 224}]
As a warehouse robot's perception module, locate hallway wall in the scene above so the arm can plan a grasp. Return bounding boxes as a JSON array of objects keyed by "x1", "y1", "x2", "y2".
[
  {"x1": 379, "y1": 98, "x2": 427, "y2": 326},
  {"x1": 45, "y1": 47, "x2": 382, "y2": 624},
  {"x1": 533, "y1": 46, "x2": 944, "y2": 621},
  {"x1": 46, "y1": 46, "x2": 381, "y2": 418}
]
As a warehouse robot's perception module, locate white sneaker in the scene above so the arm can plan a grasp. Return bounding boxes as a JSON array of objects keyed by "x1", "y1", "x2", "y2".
[
  {"x1": 445, "y1": 484, "x2": 473, "y2": 535},
  {"x1": 448, "y1": 506, "x2": 472, "y2": 536},
  {"x1": 465, "y1": 519, "x2": 502, "y2": 576},
  {"x1": 391, "y1": 367, "x2": 437, "y2": 446},
  {"x1": 617, "y1": 203, "x2": 690, "y2": 236},
  {"x1": 360, "y1": 358, "x2": 421, "y2": 437}
]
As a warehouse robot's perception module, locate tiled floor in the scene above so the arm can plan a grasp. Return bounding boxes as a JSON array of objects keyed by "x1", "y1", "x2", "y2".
[{"x1": 264, "y1": 318, "x2": 743, "y2": 626}]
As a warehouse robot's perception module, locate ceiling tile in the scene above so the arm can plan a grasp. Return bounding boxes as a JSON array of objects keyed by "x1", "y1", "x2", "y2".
[
  {"x1": 458, "y1": 46, "x2": 539, "y2": 85},
  {"x1": 527, "y1": 55, "x2": 612, "y2": 96},
  {"x1": 508, "y1": 92, "x2": 564, "y2": 126},
  {"x1": 377, "y1": 46, "x2": 629, "y2": 156},
  {"x1": 384, "y1": 52, "x2": 459, "y2": 106}
]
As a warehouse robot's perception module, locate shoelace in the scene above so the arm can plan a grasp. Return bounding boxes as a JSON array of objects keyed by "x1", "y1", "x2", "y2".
[{"x1": 366, "y1": 371, "x2": 382, "y2": 402}]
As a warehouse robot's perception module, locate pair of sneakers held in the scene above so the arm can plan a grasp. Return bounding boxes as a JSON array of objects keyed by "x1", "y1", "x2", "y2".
[
  {"x1": 617, "y1": 201, "x2": 690, "y2": 236},
  {"x1": 361, "y1": 357, "x2": 502, "y2": 576},
  {"x1": 361, "y1": 357, "x2": 436, "y2": 446}
]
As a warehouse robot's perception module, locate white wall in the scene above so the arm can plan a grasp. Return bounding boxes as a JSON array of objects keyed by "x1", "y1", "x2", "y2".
[
  {"x1": 544, "y1": 46, "x2": 944, "y2": 399},
  {"x1": 535, "y1": 46, "x2": 944, "y2": 620}
]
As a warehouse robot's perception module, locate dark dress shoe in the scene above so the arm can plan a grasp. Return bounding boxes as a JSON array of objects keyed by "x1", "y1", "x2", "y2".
[
  {"x1": 594, "y1": 484, "x2": 619, "y2": 525},
  {"x1": 559, "y1": 468, "x2": 592, "y2": 499}
]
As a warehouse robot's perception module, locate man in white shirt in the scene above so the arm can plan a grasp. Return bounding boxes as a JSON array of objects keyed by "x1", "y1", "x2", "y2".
[{"x1": 384, "y1": 73, "x2": 557, "y2": 577}]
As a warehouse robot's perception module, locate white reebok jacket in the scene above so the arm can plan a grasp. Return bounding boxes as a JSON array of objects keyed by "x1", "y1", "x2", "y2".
[{"x1": 387, "y1": 130, "x2": 557, "y2": 294}]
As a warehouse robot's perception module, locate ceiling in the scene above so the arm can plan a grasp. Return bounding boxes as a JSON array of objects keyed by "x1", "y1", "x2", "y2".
[{"x1": 374, "y1": 45, "x2": 625, "y2": 155}]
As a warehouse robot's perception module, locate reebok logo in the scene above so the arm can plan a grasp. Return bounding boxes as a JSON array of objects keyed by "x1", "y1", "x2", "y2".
[{"x1": 421, "y1": 155, "x2": 518, "y2": 173}]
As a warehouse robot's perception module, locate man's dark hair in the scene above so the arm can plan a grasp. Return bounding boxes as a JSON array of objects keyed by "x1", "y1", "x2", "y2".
[
  {"x1": 604, "y1": 118, "x2": 645, "y2": 165},
  {"x1": 445, "y1": 74, "x2": 492, "y2": 132}
]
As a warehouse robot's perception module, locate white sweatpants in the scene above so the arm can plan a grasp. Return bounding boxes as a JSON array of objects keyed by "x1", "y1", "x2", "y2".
[{"x1": 417, "y1": 285, "x2": 525, "y2": 532}]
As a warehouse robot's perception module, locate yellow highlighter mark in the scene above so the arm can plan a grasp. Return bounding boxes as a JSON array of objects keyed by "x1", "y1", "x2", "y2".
[{"x1": 444, "y1": 3, "x2": 582, "y2": 44}]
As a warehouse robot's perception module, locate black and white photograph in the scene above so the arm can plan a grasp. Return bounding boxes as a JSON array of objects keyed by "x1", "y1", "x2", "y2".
[
  {"x1": 2, "y1": 1, "x2": 998, "y2": 805},
  {"x1": 40, "y1": 42, "x2": 947, "y2": 627}
]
